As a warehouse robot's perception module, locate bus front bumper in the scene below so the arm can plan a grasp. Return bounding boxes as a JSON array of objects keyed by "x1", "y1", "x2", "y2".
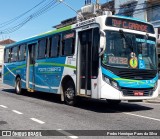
[{"x1": 100, "y1": 83, "x2": 159, "y2": 101}]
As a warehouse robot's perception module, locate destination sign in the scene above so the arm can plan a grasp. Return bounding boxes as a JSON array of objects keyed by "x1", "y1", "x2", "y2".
[{"x1": 106, "y1": 17, "x2": 154, "y2": 34}]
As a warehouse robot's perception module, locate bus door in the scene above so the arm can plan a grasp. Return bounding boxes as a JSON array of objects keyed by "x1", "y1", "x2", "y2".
[
  {"x1": 26, "y1": 42, "x2": 37, "y2": 91},
  {"x1": 78, "y1": 28, "x2": 100, "y2": 96}
]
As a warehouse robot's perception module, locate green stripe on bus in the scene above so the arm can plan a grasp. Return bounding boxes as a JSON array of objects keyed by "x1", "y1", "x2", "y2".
[
  {"x1": 36, "y1": 25, "x2": 72, "y2": 37},
  {"x1": 38, "y1": 62, "x2": 76, "y2": 69},
  {"x1": 4, "y1": 62, "x2": 76, "y2": 76},
  {"x1": 3, "y1": 64, "x2": 26, "y2": 76}
]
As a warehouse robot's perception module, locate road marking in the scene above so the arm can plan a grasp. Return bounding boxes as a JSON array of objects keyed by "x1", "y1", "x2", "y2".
[
  {"x1": 124, "y1": 112, "x2": 160, "y2": 122},
  {"x1": 57, "y1": 129, "x2": 78, "y2": 139},
  {"x1": 0, "y1": 105, "x2": 8, "y2": 108},
  {"x1": 69, "y1": 136, "x2": 79, "y2": 139},
  {"x1": 30, "y1": 118, "x2": 45, "y2": 124},
  {"x1": 12, "y1": 110, "x2": 23, "y2": 115}
]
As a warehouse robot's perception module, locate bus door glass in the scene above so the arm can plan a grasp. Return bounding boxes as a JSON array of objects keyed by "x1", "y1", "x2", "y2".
[
  {"x1": 78, "y1": 28, "x2": 99, "y2": 96},
  {"x1": 26, "y1": 42, "x2": 37, "y2": 90}
]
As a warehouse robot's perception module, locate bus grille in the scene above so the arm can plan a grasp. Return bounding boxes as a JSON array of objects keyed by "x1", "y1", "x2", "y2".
[
  {"x1": 106, "y1": 66, "x2": 157, "y2": 80},
  {"x1": 117, "y1": 70, "x2": 156, "y2": 80},
  {"x1": 121, "y1": 88, "x2": 153, "y2": 96}
]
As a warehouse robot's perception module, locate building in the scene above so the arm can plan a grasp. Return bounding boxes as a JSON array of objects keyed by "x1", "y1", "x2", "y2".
[
  {"x1": 0, "y1": 39, "x2": 15, "y2": 45},
  {"x1": 0, "y1": 39, "x2": 15, "y2": 77},
  {"x1": 101, "y1": 0, "x2": 115, "y2": 14},
  {"x1": 115, "y1": 0, "x2": 146, "y2": 20}
]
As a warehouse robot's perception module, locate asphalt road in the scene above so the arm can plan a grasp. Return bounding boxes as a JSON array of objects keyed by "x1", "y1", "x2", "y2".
[{"x1": 0, "y1": 80, "x2": 160, "y2": 139}]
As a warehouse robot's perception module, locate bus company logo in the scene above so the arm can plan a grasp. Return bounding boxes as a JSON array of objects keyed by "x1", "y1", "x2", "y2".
[
  {"x1": 76, "y1": 18, "x2": 95, "y2": 27},
  {"x1": 134, "y1": 76, "x2": 143, "y2": 80},
  {"x1": 38, "y1": 67, "x2": 62, "y2": 73},
  {"x1": 2, "y1": 131, "x2": 11, "y2": 136}
]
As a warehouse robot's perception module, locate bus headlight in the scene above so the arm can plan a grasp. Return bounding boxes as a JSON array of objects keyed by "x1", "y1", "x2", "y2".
[
  {"x1": 103, "y1": 76, "x2": 110, "y2": 84},
  {"x1": 111, "y1": 80, "x2": 119, "y2": 89},
  {"x1": 153, "y1": 81, "x2": 158, "y2": 91},
  {"x1": 103, "y1": 75, "x2": 119, "y2": 90}
]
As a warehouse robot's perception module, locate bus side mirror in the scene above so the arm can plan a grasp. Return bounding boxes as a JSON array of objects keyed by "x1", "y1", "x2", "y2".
[{"x1": 99, "y1": 30, "x2": 106, "y2": 56}]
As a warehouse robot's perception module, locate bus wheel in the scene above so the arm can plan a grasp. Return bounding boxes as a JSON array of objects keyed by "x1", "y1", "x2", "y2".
[
  {"x1": 106, "y1": 99, "x2": 121, "y2": 105},
  {"x1": 15, "y1": 78, "x2": 22, "y2": 95},
  {"x1": 63, "y1": 81, "x2": 76, "y2": 106}
]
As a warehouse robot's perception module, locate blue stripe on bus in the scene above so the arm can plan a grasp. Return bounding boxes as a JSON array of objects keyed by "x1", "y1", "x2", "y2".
[
  {"x1": 3, "y1": 57, "x2": 69, "y2": 93},
  {"x1": 114, "y1": 15, "x2": 147, "y2": 23}
]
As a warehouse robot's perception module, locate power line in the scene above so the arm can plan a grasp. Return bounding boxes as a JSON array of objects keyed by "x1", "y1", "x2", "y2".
[
  {"x1": 0, "y1": 0, "x2": 60, "y2": 34},
  {"x1": 1, "y1": 0, "x2": 160, "y2": 34},
  {"x1": 0, "y1": 0, "x2": 47, "y2": 28}
]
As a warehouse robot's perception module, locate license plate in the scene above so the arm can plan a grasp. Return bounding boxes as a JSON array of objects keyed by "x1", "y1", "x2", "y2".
[{"x1": 134, "y1": 91, "x2": 144, "y2": 96}]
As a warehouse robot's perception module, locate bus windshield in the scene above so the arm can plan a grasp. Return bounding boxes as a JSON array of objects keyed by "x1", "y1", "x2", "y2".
[{"x1": 102, "y1": 31, "x2": 157, "y2": 70}]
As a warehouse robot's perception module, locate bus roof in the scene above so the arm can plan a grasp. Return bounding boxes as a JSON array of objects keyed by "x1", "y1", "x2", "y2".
[
  {"x1": 114, "y1": 15, "x2": 148, "y2": 24},
  {"x1": 5, "y1": 25, "x2": 72, "y2": 48},
  {"x1": 5, "y1": 14, "x2": 153, "y2": 48}
]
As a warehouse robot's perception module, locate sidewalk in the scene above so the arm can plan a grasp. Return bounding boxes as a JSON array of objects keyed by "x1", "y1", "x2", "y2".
[{"x1": 0, "y1": 78, "x2": 14, "y2": 89}]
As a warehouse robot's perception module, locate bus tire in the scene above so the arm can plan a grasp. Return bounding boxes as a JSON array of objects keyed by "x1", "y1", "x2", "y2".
[
  {"x1": 63, "y1": 80, "x2": 76, "y2": 106},
  {"x1": 15, "y1": 78, "x2": 23, "y2": 95},
  {"x1": 106, "y1": 99, "x2": 121, "y2": 105}
]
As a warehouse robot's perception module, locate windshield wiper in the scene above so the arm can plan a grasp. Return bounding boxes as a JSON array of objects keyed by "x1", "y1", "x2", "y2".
[{"x1": 119, "y1": 29, "x2": 133, "y2": 51}]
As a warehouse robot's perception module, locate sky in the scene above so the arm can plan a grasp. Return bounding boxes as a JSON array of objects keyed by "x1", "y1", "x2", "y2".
[{"x1": 0, "y1": 0, "x2": 108, "y2": 42}]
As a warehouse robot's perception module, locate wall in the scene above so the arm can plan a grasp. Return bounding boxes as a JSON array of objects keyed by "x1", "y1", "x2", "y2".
[
  {"x1": 0, "y1": 45, "x2": 4, "y2": 69},
  {"x1": 115, "y1": 0, "x2": 160, "y2": 26},
  {"x1": 115, "y1": 0, "x2": 147, "y2": 21}
]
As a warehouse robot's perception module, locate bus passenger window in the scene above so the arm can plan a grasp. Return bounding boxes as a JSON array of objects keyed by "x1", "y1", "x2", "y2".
[
  {"x1": 11, "y1": 47, "x2": 18, "y2": 62},
  {"x1": 62, "y1": 32, "x2": 75, "y2": 56},
  {"x1": 19, "y1": 44, "x2": 26, "y2": 61},
  {"x1": 38, "y1": 39, "x2": 47, "y2": 59},
  {"x1": 17, "y1": 46, "x2": 20, "y2": 61},
  {"x1": 50, "y1": 35, "x2": 60, "y2": 57},
  {"x1": 4, "y1": 49, "x2": 10, "y2": 63}
]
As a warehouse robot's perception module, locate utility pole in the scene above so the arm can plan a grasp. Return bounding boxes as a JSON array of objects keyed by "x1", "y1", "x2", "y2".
[{"x1": 96, "y1": 0, "x2": 100, "y2": 4}]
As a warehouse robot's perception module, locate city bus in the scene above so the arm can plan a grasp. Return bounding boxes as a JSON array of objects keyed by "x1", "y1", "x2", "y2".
[{"x1": 3, "y1": 4, "x2": 159, "y2": 105}]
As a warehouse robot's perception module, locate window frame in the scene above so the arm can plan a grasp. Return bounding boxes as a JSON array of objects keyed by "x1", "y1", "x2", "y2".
[
  {"x1": 10, "y1": 46, "x2": 18, "y2": 62},
  {"x1": 48, "y1": 34, "x2": 61, "y2": 58},
  {"x1": 4, "y1": 48, "x2": 10, "y2": 63},
  {"x1": 61, "y1": 31, "x2": 75, "y2": 57},
  {"x1": 18, "y1": 44, "x2": 26, "y2": 61},
  {"x1": 38, "y1": 38, "x2": 47, "y2": 59}
]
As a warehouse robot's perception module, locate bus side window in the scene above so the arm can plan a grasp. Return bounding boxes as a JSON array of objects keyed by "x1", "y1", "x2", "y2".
[
  {"x1": 9, "y1": 48, "x2": 11, "y2": 63},
  {"x1": 19, "y1": 44, "x2": 26, "y2": 61},
  {"x1": 17, "y1": 46, "x2": 20, "y2": 61},
  {"x1": 62, "y1": 32, "x2": 75, "y2": 56},
  {"x1": 4, "y1": 49, "x2": 10, "y2": 63},
  {"x1": 11, "y1": 47, "x2": 18, "y2": 62},
  {"x1": 10, "y1": 48, "x2": 13, "y2": 62},
  {"x1": 38, "y1": 38, "x2": 47, "y2": 59},
  {"x1": 49, "y1": 35, "x2": 60, "y2": 57}
]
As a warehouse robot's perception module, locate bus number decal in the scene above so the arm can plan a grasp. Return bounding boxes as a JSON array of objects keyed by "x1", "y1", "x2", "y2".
[{"x1": 108, "y1": 56, "x2": 128, "y2": 65}]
